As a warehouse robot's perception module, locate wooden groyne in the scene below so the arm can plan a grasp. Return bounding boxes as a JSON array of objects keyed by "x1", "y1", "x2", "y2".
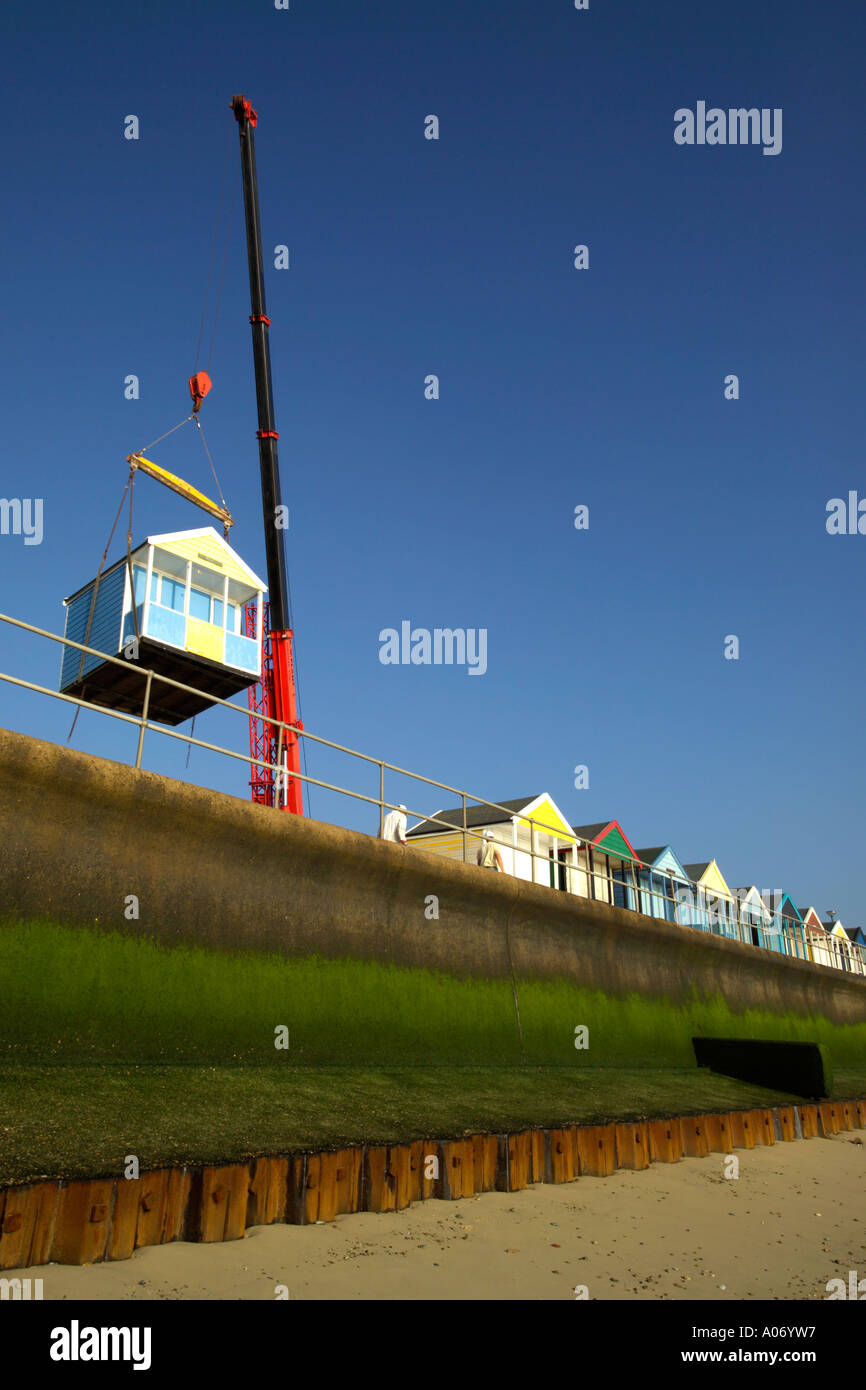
[{"x1": 1, "y1": 1100, "x2": 864, "y2": 1270}]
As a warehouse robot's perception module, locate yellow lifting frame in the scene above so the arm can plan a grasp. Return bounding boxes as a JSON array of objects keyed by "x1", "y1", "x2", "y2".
[{"x1": 126, "y1": 453, "x2": 233, "y2": 532}]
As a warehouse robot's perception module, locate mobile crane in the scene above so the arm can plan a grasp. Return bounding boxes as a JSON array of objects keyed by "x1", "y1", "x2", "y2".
[{"x1": 231, "y1": 95, "x2": 304, "y2": 815}]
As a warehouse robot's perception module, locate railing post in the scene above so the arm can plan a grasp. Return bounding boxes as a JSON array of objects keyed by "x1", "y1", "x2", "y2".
[
  {"x1": 530, "y1": 819, "x2": 536, "y2": 884},
  {"x1": 628, "y1": 856, "x2": 639, "y2": 913},
  {"x1": 135, "y1": 670, "x2": 153, "y2": 770},
  {"x1": 379, "y1": 762, "x2": 385, "y2": 837},
  {"x1": 275, "y1": 722, "x2": 285, "y2": 810},
  {"x1": 462, "y1": 793, "x2": 468, "y2": 864}
]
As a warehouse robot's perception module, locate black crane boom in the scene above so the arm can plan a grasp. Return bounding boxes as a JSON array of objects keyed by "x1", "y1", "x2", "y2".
[{"x1": 231, "y1": 93, "x2": 290, "y2": 634}]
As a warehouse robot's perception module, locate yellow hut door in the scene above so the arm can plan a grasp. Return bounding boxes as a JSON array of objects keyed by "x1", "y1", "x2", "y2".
[{"x1": 186, "y1": 617, "x2": 223, "y2": 663}]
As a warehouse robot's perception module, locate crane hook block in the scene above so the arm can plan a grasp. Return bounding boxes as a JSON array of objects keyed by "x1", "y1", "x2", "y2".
[{"x1": 189, "y1": 371, "x2": 213, "y2": 414}]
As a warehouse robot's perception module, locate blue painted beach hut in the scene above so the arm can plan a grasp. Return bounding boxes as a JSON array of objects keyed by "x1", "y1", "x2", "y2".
[
  {"x1": 59, "y1": 526, "x2": 266, "y2": 725},
  {"x1": 758, "y1": 893, "x2": 806, "y2": 958},
  {"x1": 848, "y1": 926, "x2": 866, "y2": 975},
  {"x1": 633, "y1": 846, "x2": 695, "y2": 924},
  {"x1": 777, "y1": 895, "x2": 808, "y2": 960}
]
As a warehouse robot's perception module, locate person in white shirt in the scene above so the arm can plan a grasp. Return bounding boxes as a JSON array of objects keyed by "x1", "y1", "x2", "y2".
[
  {"x1": 477, "y1": 829, "x2": 504, "y2": 871},
  {"x1": 381, "y1": 804, "x2": 408, "y2": 845}
]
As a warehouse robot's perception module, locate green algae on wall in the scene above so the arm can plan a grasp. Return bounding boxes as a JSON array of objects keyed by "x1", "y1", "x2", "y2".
[{"x1": 2, "y1": 919, "x2": 866, "y2": 1073}]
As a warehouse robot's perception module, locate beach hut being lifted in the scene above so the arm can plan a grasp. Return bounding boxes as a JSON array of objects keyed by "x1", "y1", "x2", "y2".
[{"x1": 59, "y1": 526, "x2": 265, "y2": 726}]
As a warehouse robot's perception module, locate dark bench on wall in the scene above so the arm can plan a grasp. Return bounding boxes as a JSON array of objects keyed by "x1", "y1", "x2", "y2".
[{"x1": 692, "y1": 1038, "x2": 832, "y2": 1099}]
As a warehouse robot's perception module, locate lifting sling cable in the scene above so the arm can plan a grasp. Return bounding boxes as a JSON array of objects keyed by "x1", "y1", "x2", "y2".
[
  {"x1": 66, "y1": 437, "x2": 233, "y2": 743},
  {"x1": 66, "y1": 472, "x2": 132, "y2": 741},
  {"x1": 140, "y1": 414, "x2": 195, "y2": 454},
  {"x1": 130, "y1": 411, "x2": 231, "y2": 525},
  {"x1": 185, "y1": 716, "x2": 197, "y2": 769},
  {"x1": 70, "y1": 409, "x2": 235, "y2": 704},
  {"x1": 127, "y1": 452, "x2": 232, "y2": 531},
  {"x1": 194, "y1": 417, "x2": 231, "y2": 538}
]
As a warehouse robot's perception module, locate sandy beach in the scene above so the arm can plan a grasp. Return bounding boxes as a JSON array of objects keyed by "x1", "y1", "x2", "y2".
[{"x1": 12, "y1": 1126, "x2": 864, "y2": 1301}]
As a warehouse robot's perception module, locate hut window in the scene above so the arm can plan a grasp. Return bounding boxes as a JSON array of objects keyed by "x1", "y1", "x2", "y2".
[
  {"x1": 130, "y1": 560, "x2": 251, "y2": 629},
  {"x1": 160, "y1": 576, "x2": 186, "y2": 613},
  {"x1": 189, "y1": 586, "x2": 211, "y2": 622},
  {"x1": 184, "y1": 586, "x2": 242, "y2": 631},
  {"x1": 132, "y1": 565, "x2": 158, "y2": 604},
  {"x1": 213, "y1": 598, "x2": 240, "y2": 633}
]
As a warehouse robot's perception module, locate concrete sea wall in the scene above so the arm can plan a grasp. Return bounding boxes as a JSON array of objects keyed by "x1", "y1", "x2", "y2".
[{"x1": 0, "y1": 727, "x2": 863, "y2": 1036}]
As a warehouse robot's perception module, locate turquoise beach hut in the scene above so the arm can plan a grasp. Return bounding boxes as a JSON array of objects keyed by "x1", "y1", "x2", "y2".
[{"x1": 759, "y1": 893, "x2": 806, "y2": 958}]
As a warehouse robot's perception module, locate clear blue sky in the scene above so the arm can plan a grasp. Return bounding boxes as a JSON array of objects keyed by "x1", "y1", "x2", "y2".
[{"x1": 0, "y1": 0, "x2": 863, "y2": 925}]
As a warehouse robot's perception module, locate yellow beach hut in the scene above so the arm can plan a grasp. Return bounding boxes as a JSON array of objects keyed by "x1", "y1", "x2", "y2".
[
  {"x1": 406, "y1": 792, "x2": 580, "y2": 889},
  {"x1": 683, "y1": 860, "x2": 738, "y2": 938}
]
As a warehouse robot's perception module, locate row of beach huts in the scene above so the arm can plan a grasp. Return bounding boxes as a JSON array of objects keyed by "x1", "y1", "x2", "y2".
[
  {"x1": 51, "y1": 528, "x2": 864, "y2": 979},
  {"x1": 405, "y1": 792, "x2": 866, "y2": 976}
]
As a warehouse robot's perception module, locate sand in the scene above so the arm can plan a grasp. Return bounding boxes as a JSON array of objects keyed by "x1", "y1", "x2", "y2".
[{"x1": 11, "y1": 1127, "x2": 864, "y2": 1301}]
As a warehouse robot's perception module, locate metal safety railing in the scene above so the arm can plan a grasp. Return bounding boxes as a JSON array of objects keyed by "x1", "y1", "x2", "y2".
[
  {"x1": 0, "y1": 611, "x2": 581, "y2": 869},
  {"x1": 599, "y1": 866, "x2": 866, "y2": 975},
  {"x1": 1, "y1": 608, "x2": 864, "y2": 979}
]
